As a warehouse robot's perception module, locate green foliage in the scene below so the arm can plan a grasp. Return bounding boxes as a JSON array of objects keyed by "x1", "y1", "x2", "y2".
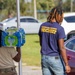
[
  {"x1": 73, "y1": 1, "x2": 75, "y2": 11},
  {"x1": 39, "y1": 3, "x2": 46, "y2": 10},
  {"x1": 3, "y1": 0, "x2": 16, "y2": 13},
  {"x1": 0, "y1": 0, "x2": 16, "y2": 19},
  {"x1": 62, "y1": 0, "x2": 75, "y2": 12},
  {"x1": 20, "y1": 0, "x2": 26, "y2": 15},
  {"x1": 37, "y1": 0, "x2": 55, "y2": 10},
  {"x1": 0, "y1": 1, "x2": 3, "y2": 10},
  {"x1": 0, "y1": 0, "x2": 75, "y2": 21},
  {"x1": 63, "y1": 0, "x2": 71, "y2": 12}
]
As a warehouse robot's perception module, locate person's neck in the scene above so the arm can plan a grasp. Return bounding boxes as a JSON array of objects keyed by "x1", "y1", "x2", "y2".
[{"x1": 51, "y1": 18, "x2": 56, "y2": 22}]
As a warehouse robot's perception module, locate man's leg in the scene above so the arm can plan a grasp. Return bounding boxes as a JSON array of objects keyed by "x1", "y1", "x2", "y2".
[
  {"x1": 41, "y1": 55, "x2": 52, "y2": 75},
  {"x1": 48, "y1": 56, "x2": 67, "y2": 75}
]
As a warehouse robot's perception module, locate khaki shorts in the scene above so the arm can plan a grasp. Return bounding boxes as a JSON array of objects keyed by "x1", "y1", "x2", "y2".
[{"x1": 0, "y1": 67, "x2": 17, "y2": 75}]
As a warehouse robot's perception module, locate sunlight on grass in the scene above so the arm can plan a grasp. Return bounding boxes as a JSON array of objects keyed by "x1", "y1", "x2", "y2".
[{"x1": 21, "y1": 34, "x2": 41, "y2": 66}]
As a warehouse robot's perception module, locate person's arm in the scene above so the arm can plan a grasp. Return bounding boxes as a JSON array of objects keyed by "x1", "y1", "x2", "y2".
[
  {"x1": 13, "y1": 47, "x2": 21, "y2": 62},
  {"x1": 39, "y1": 36, "x2": 42, "y2": 46},
  {"x1": 58, "y1": 39, "x2": 71, "y2": 73}
]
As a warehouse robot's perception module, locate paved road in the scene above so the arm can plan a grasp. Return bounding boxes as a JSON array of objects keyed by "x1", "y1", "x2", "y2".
[
  {"x1": 15, "y1": 63, "x2": 42, "y2": 75},
  {"x1": 23, "y1": 66, "x2": 41, "y2": 75},
  {"x1": 16, "y1": 66, "x2": 42, "y2": 75}
]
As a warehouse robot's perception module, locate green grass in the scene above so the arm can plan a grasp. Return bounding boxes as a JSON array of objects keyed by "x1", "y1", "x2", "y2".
[{"x1": 21, "y1": 34, "x2": 41, "y2": 66}]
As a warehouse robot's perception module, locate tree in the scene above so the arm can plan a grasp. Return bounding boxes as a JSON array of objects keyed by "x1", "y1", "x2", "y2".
[
  {"x1": 20, "y1": 0, "x2": 27, "y2": 16},
  {"x1": 0, "y1": 0, "x2": 3, "y2": 10},
  {"x1": 37, "y1": 0, "x2": 55, "y2": 10},
  {"x1": 0, "y1": 0, "x2": 16, "y2": 17},
  {"x1": 63, "y1": 0, "x2": 71, "y2": 12}
]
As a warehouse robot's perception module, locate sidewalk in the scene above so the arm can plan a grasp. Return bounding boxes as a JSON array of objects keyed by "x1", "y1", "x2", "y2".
[
  {"x1": 19, "y1": 66, "x2": 42, "y2": 75},
  {"x1": 15, "y1": 62, "x2": 42, "y2": 75}
]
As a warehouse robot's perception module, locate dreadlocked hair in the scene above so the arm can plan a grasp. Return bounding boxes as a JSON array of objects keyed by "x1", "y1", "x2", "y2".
[{"x1": 47, "y1": 6, "x2": 63, "y2": 24}]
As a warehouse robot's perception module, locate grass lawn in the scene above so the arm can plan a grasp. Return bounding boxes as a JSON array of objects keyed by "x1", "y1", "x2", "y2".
[{"x1": 21, "y1": 34, "x2": 41, "y2": 66}]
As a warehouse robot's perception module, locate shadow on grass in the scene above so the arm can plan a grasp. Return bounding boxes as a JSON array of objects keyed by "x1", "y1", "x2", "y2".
[{"x1": 34, "y1": 41, "x2": 39, "y2": 43}]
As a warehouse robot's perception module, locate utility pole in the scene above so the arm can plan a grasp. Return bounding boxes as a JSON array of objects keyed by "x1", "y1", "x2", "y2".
[
  {"x1": 16, "y1": 0, "x2": 22, "y2": 75},
  {"x1": 71, "y1": 0, "x2": 73, "y2": 12},
  {"x1": 34, "y1": 0, "x2": 37, "y2": 19}
]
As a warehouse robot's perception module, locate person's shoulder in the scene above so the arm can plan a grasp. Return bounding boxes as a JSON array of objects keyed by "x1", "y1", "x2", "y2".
[
  {"x1": 4, "y1": 47, "x2": 15, "y2": 49},
  {"x1": 41, "y1": 22, "x2": 49, "y2": 26},
  {"x1": 57, "y1": 24, "x2": 64, "y2": 31},
  {"x1": 55, "y1": 23, "x2": 63, "y2": 28},
  {"x1": 53, "y1": 22, "x2": 64, "y2": 31}
]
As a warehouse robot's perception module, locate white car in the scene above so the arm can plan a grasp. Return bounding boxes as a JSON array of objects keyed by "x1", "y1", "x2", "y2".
[
  {"x1": 0, "y1": 16, "x2": 42, "y2": 34},
  {"x1": 0, "y1": 13, "x2": 75, "y2": 35},
  {"x1": 61, "y1": 12, "x2": 75, "y2": 35}
]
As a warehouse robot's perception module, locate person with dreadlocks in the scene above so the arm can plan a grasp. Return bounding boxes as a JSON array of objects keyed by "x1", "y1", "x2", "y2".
[{"x1": 38, "y1": 6, "x2": 71, "y2": 75}]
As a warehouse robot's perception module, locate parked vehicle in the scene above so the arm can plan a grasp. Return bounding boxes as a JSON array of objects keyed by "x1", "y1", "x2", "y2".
[
  {"x1": 0, "y1": 12, "x2": 75, "y2": 35},
  {"x1": 64, "y1": 36, "x2": 75, "y2": 75},
  {"x1": 67, "y1": 30, "x2": 75, "y2": 40},
  {"x1": 0, "y1": 16, "x2": 42, "y2": 34},
  {"x1": 61, "y1": 12, "x2": 75, "y2": 35}
]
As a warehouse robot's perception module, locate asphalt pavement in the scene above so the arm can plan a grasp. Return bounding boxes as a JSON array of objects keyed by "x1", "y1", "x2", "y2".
[
  {"x1": 15, "y1": 62, "x2": 42, "y2": 75},
  {"x1": 16, "y1": 66, "x2": 42, "y2": 75}
]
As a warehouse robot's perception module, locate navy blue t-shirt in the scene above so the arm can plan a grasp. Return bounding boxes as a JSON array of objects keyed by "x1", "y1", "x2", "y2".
[{"x1": 38, "y1": 22, "x2": 66, "y2": 56}]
